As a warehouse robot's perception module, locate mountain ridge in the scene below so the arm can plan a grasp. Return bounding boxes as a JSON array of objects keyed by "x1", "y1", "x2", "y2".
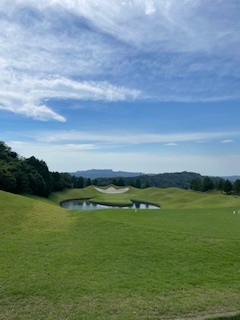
[
  {"x1": 69, "y1": 169, "x2": 240, "y2": 183},
  {"x1": 69, "y1": 169, "x2": 151, "y2": 179},
  {"x1": 220, "y1": 175, "x2": 240, "y2": 182}
]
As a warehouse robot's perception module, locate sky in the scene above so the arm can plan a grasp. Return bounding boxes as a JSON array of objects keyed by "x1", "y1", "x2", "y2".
[{"x1": 0, "y1": 0, "x2": 240, "y2": 176}]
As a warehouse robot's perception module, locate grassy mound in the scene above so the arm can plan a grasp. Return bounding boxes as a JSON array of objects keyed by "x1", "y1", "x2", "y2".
[
  {"x1": 50, "y1": 185, "x2": 240, "y2": 209},
  {"x1": 1, "y1": 188, "x2": 239, "y2": 319}
]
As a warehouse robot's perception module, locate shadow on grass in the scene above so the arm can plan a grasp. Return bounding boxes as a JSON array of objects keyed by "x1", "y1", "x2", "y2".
[{"x1": 206, "y1": 314, "x2": 240, "y2": 320}]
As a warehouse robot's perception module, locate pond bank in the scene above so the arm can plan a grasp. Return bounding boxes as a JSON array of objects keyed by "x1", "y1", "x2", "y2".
[{"x1": 60, "y1": 198, "x2": 160, "y2": 210}]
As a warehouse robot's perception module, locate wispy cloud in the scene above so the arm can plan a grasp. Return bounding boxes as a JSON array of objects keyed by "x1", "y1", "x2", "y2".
[
  {"x1": 0, "y1": 1, "x2": 140, "y2": 121},
  {"x1": 7, "y1": 139, "x2": 240, "y2": 176},
  {"x1": 0, "y1": 73, "x2": 139, "y2": 121},
  {"x1": 33, "y1": 130, "x2": 240, "y2": 146},
  {"x1": 165, "y1": 143, "x2": 178, "y2": 146},
  {"x1": 221, "y1": 139, "x2": 234, "y2": 144},
  {"x1": 71, "y1": 0, "x2": 240, "y2": 53},
  {"x1": 0, "y1": 0, "x2": 239, "y2": 122}
]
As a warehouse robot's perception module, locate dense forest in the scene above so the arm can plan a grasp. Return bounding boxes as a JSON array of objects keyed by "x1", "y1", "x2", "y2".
[
  {"x1": 1, "y1": 141, "x2": 240, "y2": 197},
  {"x1": 0, "y1": 141, "x2": 72, "y2": 197},
  {"x1": 91, "y1": 172, "x2": 240, "y2": 194}
]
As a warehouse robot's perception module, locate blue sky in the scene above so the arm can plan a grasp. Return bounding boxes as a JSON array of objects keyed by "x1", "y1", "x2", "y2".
[{"x1": 1, "y1": 0, "x2": 240, "y2": 175}]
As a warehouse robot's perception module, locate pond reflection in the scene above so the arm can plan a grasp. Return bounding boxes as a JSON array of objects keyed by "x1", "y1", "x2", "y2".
[{"x1": 61, "y1": 199, "x2": 160, "y2": 210}]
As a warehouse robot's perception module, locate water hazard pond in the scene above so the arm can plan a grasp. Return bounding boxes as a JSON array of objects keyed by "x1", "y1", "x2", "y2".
[{"x1": 61, "y1": 199, "x2": 160, "y2": 210}]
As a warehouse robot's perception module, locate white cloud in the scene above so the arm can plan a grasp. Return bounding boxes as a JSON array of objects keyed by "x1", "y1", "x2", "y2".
[
  {"x1": 7, "y1": 139, "x2": 240, "y2": 176},
  {"x1": 1, "y1": 1, "x2": 239, "y2": 178},
  {"x1": 145, "y1": 0, "x2": 156, "y2": 15},
  {"x1": 33, "y1": 129, "x2": 240, "y2": 145},
  {"x1": 65, "y1": 144, "x2": 97, "y2": 150},
  {"x1": 0, "y1": 0, "x2": 239, "y2": 122},
  {"x1": 53, "y1": 0, "x2": 240, "y2": 54},
  {"x1": 221, "y1": 139, "x2": 234, "y2": 144},
  {"x1": 165, "y1": 143, "x2": 177, "y2": 146},
  {"x1": 7, "y1": 140, "x2": 99, "y2": 162},
  {"x1": 0, "y1": 72, "x2": 139, "y2": 121},
  {"x1": 0, "y1": 1, "x2": 140, "y2": 121}
]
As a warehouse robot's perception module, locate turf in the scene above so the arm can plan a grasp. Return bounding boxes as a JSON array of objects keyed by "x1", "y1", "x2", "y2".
[
  {"x1": 0, "y1": 187, "x2": 240, "y2": 319},
  {"x1": 50, "y1": 185, "x2": 240, "y2": 209}
]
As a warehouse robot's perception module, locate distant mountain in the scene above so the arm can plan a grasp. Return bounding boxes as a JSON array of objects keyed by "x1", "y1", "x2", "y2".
[
  {"x1": 69, "y1": 169, "x2": 238, "y2": 189},
  {"x1": 95, "y1": 171, "x2": 224, "y2": 189},
  {"x1": 70, "y1": 169, "x2": 148, "y2": 179},
  {"x1": 220, "y1": 175, "x2": 240, "y2": 182}
]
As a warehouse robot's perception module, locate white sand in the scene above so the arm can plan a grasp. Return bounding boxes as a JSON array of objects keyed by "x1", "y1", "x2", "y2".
[{"x1": 94, "y1": 186, "x2": 129, "y2": 194}]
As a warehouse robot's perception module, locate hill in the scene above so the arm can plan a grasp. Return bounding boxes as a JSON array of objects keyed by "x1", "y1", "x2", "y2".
[
  {"x1": 95, "y1": 171, "x2": 223, "y2": 189},
  {"x1": 0, "y1": 141, "x2": 238, "y2": 195},
  {"x1": 221, "y1": 175, "x2": 240, "y2": 182},
  {"x1": 69, "y1": 169, "x2": 147, "y2": 179},
  {"x1": 51, "y1": 185, "x2": 240, "y2": 209},
  {"x1": 1, "y1": 189, "x2": 240, "y2": 319}
]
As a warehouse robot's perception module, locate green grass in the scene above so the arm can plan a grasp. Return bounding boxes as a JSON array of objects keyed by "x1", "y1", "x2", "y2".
[
  {"x1": 206, "y1": 314, "x2": 240, "y2": 320},
  {"x1": 0, "y1": 187, "x2": 240, "y2": 319},
  {"x1": 206, "y1": 315, "x2": 240, "y2": 320},
  {"x1": 49, "y1": 185, "x2": 240, "y2": 209}
]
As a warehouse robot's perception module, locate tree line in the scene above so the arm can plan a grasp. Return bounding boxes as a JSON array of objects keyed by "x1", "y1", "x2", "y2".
[
  {"x1": 94, "y1": 171, "x2": 222, "y2": 190},
  {"x1": 1, "y1": 141, "x2": 240, "y2": 197},
  {"x1": 190, "y1": 176, "x2": 240, "y2": 195},
  {"x1": 0, "y1": 141, "x2": 149, "y2": 197},
  {"x1": 95, "y1": 173, "x2": 240, "y2": 195},
  {"x1": 0, "y1": 141, "x2": 97, "y2": 197}
]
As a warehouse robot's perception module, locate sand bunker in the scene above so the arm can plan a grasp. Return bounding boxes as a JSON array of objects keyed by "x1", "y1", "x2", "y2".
[{"x1": 94, "y1": 186, "x2": 129, "y2": 194}]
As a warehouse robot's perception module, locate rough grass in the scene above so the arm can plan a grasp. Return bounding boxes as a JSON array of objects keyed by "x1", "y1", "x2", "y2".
[{"x1": 0, "y1": 188, "x2": 240, "y2": 320}]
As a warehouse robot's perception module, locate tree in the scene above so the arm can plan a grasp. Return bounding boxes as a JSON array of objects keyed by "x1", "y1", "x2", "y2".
[
  {"x1": 233, "y1": 179, "x2": 240, "y2": 196},
  {"x1": 190, "y1": 178, "x2": 202, "y2": 191},
  {"x1": 26, "y1": 156, "x2": 52, "y2": 196},
  {"x1": 9, "y1": 161, "x2": 30, "y2": 194},
  {"x1": 85, "y1": 178, "x2": 92, "y2": 187},
  {"x1": 116, "y1": 178, "x2": 125, "y2": 186},
  {"x1": 135, "y1": 178, "x2": 141, "y2": 189},
  {"x1": 0, "y1": 163, "x2": 17, "y2": 193},
  {"x1": 111, "y1": 178, "x2": 117, "y2": 186},
  {"x1": 0, "y1": 141, "x2": 73, "y2": 196},
  {"x1": 202, "y1": 176, "x2": 214, "y2": 192},
  {"x1": 61, "y1": 173, "x2": 72, "y2": 189},
  {"x1": 0, "y1": 141, "x2": 18, "y2": 161},
  {"x1": 129, "y1": 179, "x2": 135, "y2": 187},
  {"x1": 216, "y1": 179, "x2": 224, "y2": 193},
  {"x1": 144, "y1": 181, "x2": 150, "y2": 188},
  {"x1": 76, "y1": 176, "x2": 84, "y2": 188},
  {"x1": 28, "y1": 172, "x2": 47, "y2": 196},
  {"x1": 92, "y1": 178, "x2": 99, "y2": 186},
  {"x1": 51, "y1": 172, "x2": 65, "y2": 192},
  {"x1": 223, "y1": 179, "x2": 232, "y2": 195}
]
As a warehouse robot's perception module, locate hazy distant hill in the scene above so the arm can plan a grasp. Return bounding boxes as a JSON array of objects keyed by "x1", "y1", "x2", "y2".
[
  {"x1": 70, "y1": 169, "x2": 147, "y2": 179},
  {"x1": 94, "y1": 171, "x2": 224, "y2": 189},
  {"x1": 221, "y1": 175, "x2": 240, "y2": 182},
  {"x1": 69, "y1": 169, "x2": 235, "y2": 189}
]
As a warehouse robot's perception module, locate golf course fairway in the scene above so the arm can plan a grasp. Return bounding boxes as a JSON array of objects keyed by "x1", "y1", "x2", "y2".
[{"x1": 1, "y1": 186, "x2": 239, "y2": 320}]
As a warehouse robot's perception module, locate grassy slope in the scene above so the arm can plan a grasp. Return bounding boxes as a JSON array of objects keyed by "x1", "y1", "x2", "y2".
[
  {"x1": 0, "y1": 188, "x2": 240, "y2": 320},
  {"x1": 50, "y1": 185, "x2": 240, "y2": 209}
]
